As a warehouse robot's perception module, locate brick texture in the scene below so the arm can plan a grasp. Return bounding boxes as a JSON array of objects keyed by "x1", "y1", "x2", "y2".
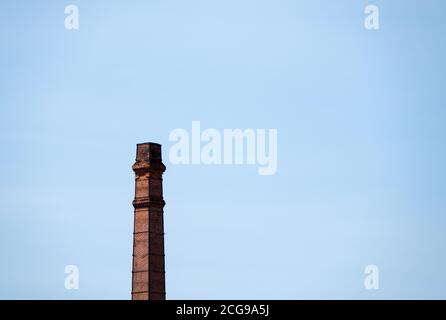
[{"x1": 131, "y1": 143, "x2": 166, "y2": 300}]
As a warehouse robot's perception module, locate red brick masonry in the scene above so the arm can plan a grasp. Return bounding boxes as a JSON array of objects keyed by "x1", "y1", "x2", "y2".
[{"x1": 131, "y1": 143, "x2": 166, "y2": 300}]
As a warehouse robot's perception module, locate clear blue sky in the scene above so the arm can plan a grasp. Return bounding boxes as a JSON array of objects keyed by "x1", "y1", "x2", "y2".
[{"x1": 1, "y1": 0, "x2": 446, "y2": 299}]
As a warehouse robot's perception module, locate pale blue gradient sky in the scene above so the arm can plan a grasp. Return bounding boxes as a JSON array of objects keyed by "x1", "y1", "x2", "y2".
[{"x1": 1, "y1": 0, "x2": 446, "y2": 299}]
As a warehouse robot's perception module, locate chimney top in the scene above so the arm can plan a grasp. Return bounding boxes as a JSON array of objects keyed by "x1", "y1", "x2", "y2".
[{"x1": 135, "y1": 142, "x2": 162, "y2": 163}]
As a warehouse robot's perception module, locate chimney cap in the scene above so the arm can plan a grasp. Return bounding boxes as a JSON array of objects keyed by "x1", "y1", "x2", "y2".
[{"x1": 135, "y1": 142, "x2": 162, "y2": 163}]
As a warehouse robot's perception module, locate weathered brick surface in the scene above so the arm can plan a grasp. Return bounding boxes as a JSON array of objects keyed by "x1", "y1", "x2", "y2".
[{"x1": 131, "y1": 143, "x2": 166, "y2": 300}]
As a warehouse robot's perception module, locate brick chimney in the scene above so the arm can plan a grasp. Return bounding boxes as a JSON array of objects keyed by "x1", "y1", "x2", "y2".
[{"x1": 131, "y1": 143, "x2": 166, "y2": 300}]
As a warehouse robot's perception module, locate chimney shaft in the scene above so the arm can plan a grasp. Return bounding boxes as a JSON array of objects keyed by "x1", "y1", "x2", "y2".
[{"x1": 131, "y1": 143, "x2": 166, "y2": 300}]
